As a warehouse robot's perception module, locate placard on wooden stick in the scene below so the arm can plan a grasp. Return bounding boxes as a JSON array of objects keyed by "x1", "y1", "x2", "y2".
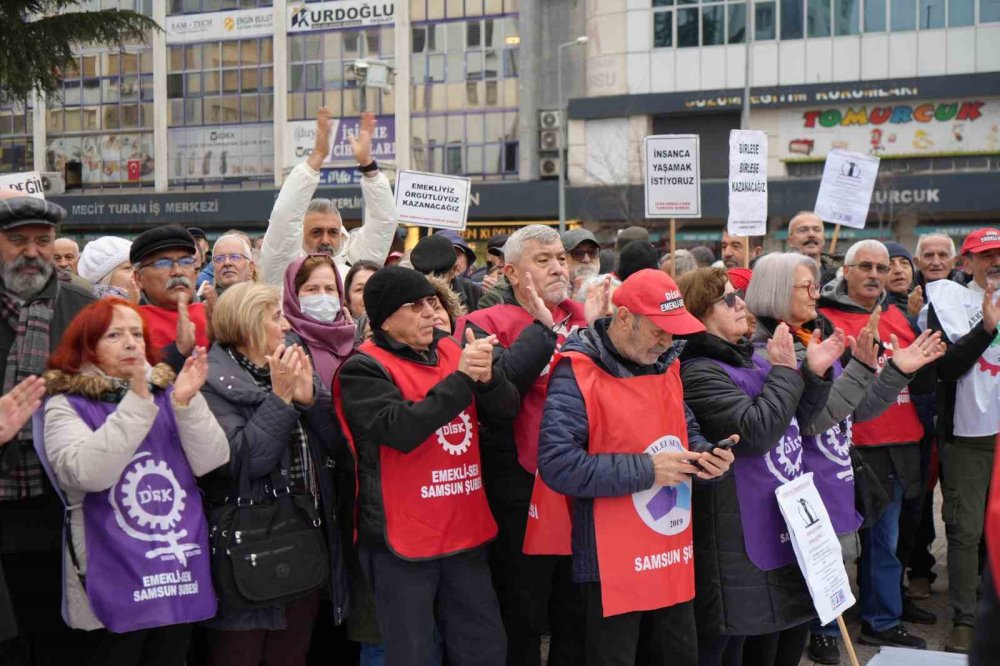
[
  {"x1": 643, "y1": 135, "x2": 701, "y2": 219},
  {"x1": 727, "y1": 130, "x2": 768, "y2": 238},
  {"x1": 393, "y1": 170, "x2": 472, "y2": 231}
]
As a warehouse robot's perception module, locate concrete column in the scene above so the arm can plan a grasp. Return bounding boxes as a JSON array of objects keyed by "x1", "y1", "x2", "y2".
[
  {"x1": 517, "y1": 0, "x2": 540, "y2": 181},
  {"x1": 393, "y1": 0, "x2": 411, "y2": 172},
  {"x1": 273, "y1": 0, "x2": 289, "y2": 186},
  {"x1": 152, "y1": 0, "x2": 168, "y2": 192},
  {"x1": 894, "y1": 210, "x2": 920, "y2": 250},
  {"x1": 31, "y1": 92, "x2": 46, "y2": 173}
]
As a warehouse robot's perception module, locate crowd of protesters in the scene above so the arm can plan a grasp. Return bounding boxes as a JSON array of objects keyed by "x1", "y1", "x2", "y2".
[{"x1": 0, "y1": 108, "x2": 996, "y2": 666}]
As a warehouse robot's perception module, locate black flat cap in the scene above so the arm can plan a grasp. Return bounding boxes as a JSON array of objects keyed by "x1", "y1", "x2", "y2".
[
  {"x1": 0, "y1": 197, "x2": 66, "y2": 230},
  {"x1": 410, "y1": 233, "x2": 457, "y2": 276},
  {"x1": 617, "y1": 240, "x2": 659, "y2": 281},
  {"x1": 487, "y1": 233, "x2": 509, "y2": 257},
  {"x1": 186, "y1": 227, "x2": 207, "y2": 240},
  {"x1": 130, "y1": 225, "x2": 197, "y2": 265}
]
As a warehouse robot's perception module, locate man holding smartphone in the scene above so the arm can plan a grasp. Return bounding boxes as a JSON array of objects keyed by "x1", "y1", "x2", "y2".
[{"x1": 536, "y1": 269, "x2": 735, "y2": 666}]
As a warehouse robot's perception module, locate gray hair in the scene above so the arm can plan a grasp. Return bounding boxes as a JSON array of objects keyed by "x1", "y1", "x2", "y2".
[
  {"x1": 915, "y1": 233, "x2": 956, "y2": 258},
  {"x1": 788, "y1": 210, "x2": 821, "y2": 233},
  {"x1": 744, "y1": 252, "x2": 819, "y2": 321},
  {"x1": 844, "y1": 239, "x2": 888, "y2": 265},
  {"x1": 688, "y1": 245, "x2": 715, "y2": 267},
  {"x1": 504, "y1": 225, "x2": 561, "y2": 264},
  {"x1": 306, "y1": 198, "x2": 342, "y2": 217},
  {"x1": 213, "y1": 233, "x2": 252, "y2": 257},
  {"x1": 660, "y1": 249, "x2": 696, "y2": 276}
]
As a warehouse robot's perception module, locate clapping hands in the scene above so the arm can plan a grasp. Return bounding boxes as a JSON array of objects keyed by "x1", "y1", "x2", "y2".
[
  {"x1": 459, "y1": 329, "x2": 497, "y2": 384},
  {"x1": 266, "y1": 344, "x2": 314, "y2": 405}
]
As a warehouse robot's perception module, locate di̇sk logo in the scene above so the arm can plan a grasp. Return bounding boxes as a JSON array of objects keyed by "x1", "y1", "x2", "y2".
[
  {"x1": 111, "y1": 452, "x2": 200, "y2": 566},
  {"x1": 815, "y1": 417, "x2": 853, "y2": 467},
  {"x1": 977, "y1": 334, "x2": 1000, "y2": 377},
  {"x1": 765, "y1": 418, "x2": 804, "y2": 483},
  {"x1": 436, "y1": 411, "x2": 473, "y2": 455},
  {"x1": 633, "y1": 436, "x2": 691, "y2": 536}
]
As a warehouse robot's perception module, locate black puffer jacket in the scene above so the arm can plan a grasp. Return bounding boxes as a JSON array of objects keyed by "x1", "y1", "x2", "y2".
[{"x1": 679, "y1": 333, "x2": 829, "y2": 637}]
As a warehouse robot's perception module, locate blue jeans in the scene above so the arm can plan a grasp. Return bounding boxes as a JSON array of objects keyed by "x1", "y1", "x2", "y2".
[
  {"x1": 859, "y1": 479, "x2": 904, "y2": 631},
  {"x1": 360, "y1": 633, "x2": 444, "y2": 666}
]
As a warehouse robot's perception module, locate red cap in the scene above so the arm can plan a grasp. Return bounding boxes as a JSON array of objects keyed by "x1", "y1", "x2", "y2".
[
  {"x1": 385, "y1": 251, "x2": 404, "y2": 266},
  {"x1": 727, "y1": 268, "x2": 752, "y2": 293},
  {"x1": 612, "y1": 269, "x2": 706, "y2": 335},
  {"x1": 961, "y1": 228, "x2": 1000, "y2": 255}
]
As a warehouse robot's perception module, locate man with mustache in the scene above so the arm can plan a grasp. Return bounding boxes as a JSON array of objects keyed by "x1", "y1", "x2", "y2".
[
  {"x1": 210, "y1": 233, "x2": 255, "y2": 296},
  {"x1": 921, "y1": 228, "x2": 1000, "y2": 653},
  {"x1": 786, "y1": 211, "x2": 838, "y2": 284},
  {"x1": 818, "y1": 239, "x2": 945, "y2": 649},
  {"x1": 260, "y1": 108, "x2": 399, "y2": 297},
  {"x1": 0, "y1": 193, "x2": 96, "y2": 662},
  {"x1": 720, "y1": 231, "x2": 763, "y2": 269},
  {"x1": 130, "y1": 225, "x2": 209, "y2": 372},
  {"x1": 456, "y1": 225, "x2": 609, "y2": 666}
]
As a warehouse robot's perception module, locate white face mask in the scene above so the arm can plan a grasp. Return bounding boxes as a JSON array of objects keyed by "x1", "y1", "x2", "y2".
[{"x1": 299, "y1": 293, "x2": 341, "y2": 323}]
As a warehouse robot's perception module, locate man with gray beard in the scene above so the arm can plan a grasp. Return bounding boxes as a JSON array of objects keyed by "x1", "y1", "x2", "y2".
[{"x1": 0, "y1": 193, "x2": 95, "y2": 663}]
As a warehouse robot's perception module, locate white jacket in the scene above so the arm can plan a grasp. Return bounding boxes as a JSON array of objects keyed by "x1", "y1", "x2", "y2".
[
  {"x1": 259, "y1": 163, "x2": 398, "y2": 292},
  {"x1": 43, "y1": 365, "x2": 229, "y2": 631}
]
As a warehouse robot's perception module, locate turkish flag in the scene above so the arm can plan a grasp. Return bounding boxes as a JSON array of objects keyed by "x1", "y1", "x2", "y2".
[{"x1": 127, "y1": 159, "x2": 141, "y2": 181}]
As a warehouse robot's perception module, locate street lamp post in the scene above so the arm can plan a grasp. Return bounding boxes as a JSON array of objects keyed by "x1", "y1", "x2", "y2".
[{"x1": 557, "y1": 36, "x2": 588, "y2": 233}]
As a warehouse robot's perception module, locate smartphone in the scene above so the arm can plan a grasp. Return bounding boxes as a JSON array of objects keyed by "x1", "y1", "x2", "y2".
[{"x1": 713, "y1": 437, "x2": 738, "y2": 451}]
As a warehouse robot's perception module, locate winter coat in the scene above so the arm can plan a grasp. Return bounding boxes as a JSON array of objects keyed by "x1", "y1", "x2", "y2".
[
  {"x1": 679, "y1": 332, "x2": 830, "y2": 637},
  {"x1": 42, "y1": 364, "x2": 229, "y2": 630},
  {"x1": 537, "y1": 319, "x2": 714, "y2": 583},
  {"x1": 199, "y1": 342, "x2": 351, "y2": 629},
  {"x1": 452, "y1": 276, "x2": 483, "y2": 312}
]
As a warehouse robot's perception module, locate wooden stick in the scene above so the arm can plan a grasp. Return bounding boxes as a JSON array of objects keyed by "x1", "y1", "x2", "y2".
[
  {"x1": 836, "y1": 615, "x2": 860, "y2": 666},
  {"x1": 743, "y1": 237, "x2": 750, "y2": 268},
  {"x1": 670, "y1": 219, "x2": 677, "y2": 278},
  {"x1": 829, "y1": 224, "x2": 842, "y2": 256}
]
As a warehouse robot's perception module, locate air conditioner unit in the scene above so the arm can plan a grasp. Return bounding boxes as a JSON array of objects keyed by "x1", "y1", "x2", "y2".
[
  {"x1": 41, "y1": 172, "x2": 65, "y2": 195},
  {"x1": 539, "y1": 109, "x2": 562, "y2": 130},
  {"x1": 539, "y1": 156, "x2": 561, "y2": 179},
  {"x1": 539, "y1": 129, "x2": 561, "y2": 151}
]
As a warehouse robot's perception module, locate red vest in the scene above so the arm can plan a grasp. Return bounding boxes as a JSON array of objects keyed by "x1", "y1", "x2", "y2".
[
  {"x1": 139, "y1": 302, "x2": 210, "y2": 352},
  {"x1": 568, "y1": 352, "x2": 695, "y2": 616},
  {"x1": 337, "y1": 339, "x2": 497, "y2": 560},
  {"x1": 818, "y1": 304, "x2": 924, "y2": 446}
]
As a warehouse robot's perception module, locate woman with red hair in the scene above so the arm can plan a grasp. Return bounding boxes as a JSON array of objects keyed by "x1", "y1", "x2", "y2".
[{"x1": 36, "y1": 298, "x2": 229, "y2": 665}]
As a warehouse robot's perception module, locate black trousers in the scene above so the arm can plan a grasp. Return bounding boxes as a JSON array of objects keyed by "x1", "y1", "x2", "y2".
[
  {"x1": 970, "y1": 566, "x2": 1000, "y2": 666},
  {"x1": 83, "y1": 624, "x2": 191, "y2": 666},
  {"x1": 741, "y1": 623, "x2": 810, "y2": 666},
  {"x1": 360, "y1": 546, "x2": 505, "y2": 666},
  {"x1": 489, "y1": 505, "x2": 585, "y2": 666},
  {"x1": 581, "y1": 583, "x2": 696, "y2": 666},
  {"x1": 696, "y1": 633, "x2": 745, "y2": 666}
]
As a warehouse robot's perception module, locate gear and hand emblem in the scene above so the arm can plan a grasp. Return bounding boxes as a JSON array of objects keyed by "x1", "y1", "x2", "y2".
[
  {"x1": 436, "y1": 411, "x2": 473, "y2": 456},
  {"x1": 120, "y1": 460, "x2": 186, "y2": 531},
  {"x1": 766, "y1": 420, "x2": 803, "y2": 483}
]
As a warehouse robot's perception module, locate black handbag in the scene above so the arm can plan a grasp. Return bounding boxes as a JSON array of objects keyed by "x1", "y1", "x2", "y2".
[
  {"x1": 209, "y1": 451, "x2": 329, "y2": 609},
  {"x1": 850, "y1": 447, "x2": 891, "y2": 530}
]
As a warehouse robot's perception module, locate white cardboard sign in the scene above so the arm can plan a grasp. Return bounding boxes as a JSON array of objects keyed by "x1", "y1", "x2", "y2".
[
  {"x1": 727, "y1": 130, "x2": 768, "y2": 236},
  {"x1": 394, "y1": 170, "x2": 471, "y2": 231},
  {"x1": 643, "y1": 135, "x2": 701, "y2": 218},
  {"x1": 775, "y1": 473, "x2": 856, "y2": 625},
  {"x1": 0, "y1": 171, "x2": 45, "y2": 200},
  {"x1": 813, "y1": 149, "x2": 880, "y2": 229}
]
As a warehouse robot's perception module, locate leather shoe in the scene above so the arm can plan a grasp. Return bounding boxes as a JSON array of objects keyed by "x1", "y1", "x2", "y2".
[{"x1": 903, "y1": 598, "x2": 937, "y2": 624}]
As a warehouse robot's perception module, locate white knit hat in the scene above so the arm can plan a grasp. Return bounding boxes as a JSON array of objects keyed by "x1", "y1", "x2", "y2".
[{"x1": 78, "y1": 236, "x2": 133, "y2": 284}]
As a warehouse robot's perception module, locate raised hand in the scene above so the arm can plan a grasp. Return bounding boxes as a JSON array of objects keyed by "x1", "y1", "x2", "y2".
[
  {"x1": 266, "y1": 344, "x2": 302, "y2": 405},
  {"x1": 520, "y1": 272, "x2": 554, "y2": 328},
  {"x1": 890, "y1": 330, "x2": 946, "y2": 374},
  {"x1": 848, "y1": 326, "x2": 879, "y2": 369},
  {"x1": 173, "y1": 346, "x2": 208, "y2": 406},
  {"x1": 459, "y1": 329, "x2": 497, "y2": 383},
  {"x1": 307, "y1": 107, "x2": 333, "y2": 171},
  {"x1": 865, "y1": 309, "x2": 881, "y2": 343},
  {"x1": 128, "y1": 354, "x2": 150, "y2": 399},
  {"x1": 982, "y1": 284, "x2": 998, "y2": 334},
  {"x1": 292, "y1": 348, "x2": 316, "y2": 406},
  {"x1": 349, "y1": 112, "x2": 377, "y2": 169},
  {"x1": 584, "y1": 275, "x2": 614, "y2": 325},
  {"x1": 201, "y1": 283, "x2": 218, "y2": 323},
  {"x1": 0, "y1": 376, "x2": 47, "y2": 446},
  {"x1": 175, "y1": 293, "x2": 196, "y2": 356},
  {"x1": 767, "y1": 323, "x2": 798, "y2": 369},
  {"x1": 907, "y1": 285, "x2": 924, "y2": 318},
  {"x1": 806, "y1": 327, "x2": 846, "y2": 377}
]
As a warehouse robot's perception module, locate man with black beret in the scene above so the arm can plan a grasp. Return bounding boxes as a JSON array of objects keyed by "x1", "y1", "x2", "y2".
[
  {"x1": 410, "y1": 233, "x2": 483, "y2": 311},
  {"x1": 186, "y1": 226, "x2": 210, "y2": 267},
  {"x1": 334, "y1": 266, "x2": 516, "y2": 666},
  {"x1": 130, "y1": 225, "x2": 209, "y2": 372},
  {"x1": 0, "y1": 192, "x2": 95, "y2": 662}
]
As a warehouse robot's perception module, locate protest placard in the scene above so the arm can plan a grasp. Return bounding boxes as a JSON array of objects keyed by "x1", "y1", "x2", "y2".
[
  {"x1": 727, "y1": 130, "x2": 768, "y2": 237},
  {"x1": 394, "y1": 170, "x2": 471, "y2": 231},
  {"x1": 643, "y1": 135, "x2": 701, "y2": 218},
  {"x1": 0, "y1": 172, "x2": 46, "y2": 200},
  {"x1": 814, "y1": 149, "x2": 880, "y2": 230}
]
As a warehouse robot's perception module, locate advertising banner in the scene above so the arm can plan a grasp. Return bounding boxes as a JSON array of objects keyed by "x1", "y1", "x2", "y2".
[
  {"x1": 285, "y1": 117, "x2": 395, "y2": 169},
  {"x1": 168, "y1": 124, "x2": 274, "y2": 183},
  {"x1": 165, "y1": 7, "x2": 275, "y2": 44},
  {"x1": 47, "y1": 134, "x2": 154, "y2": 185},
  {"x1": 288, "y1": 1, "x2": 395, "y2": 32}
]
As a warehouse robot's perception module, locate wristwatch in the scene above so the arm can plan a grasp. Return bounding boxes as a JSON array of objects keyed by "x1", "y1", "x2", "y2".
[{"x1": 359, "y1": 160, "x2": 379, "y2": 173}]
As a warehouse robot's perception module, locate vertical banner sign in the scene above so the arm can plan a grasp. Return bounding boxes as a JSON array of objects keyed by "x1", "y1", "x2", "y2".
[
  {"x1": 775, "y1": 473, "x2": 856, "y2": 626},
  {"x1": 813, "y1": 149, "x2": 880, "y2": 229},
  {"x1": 0, "y1": 171, "x2": 45, "y2": 200},
  {"x1": 727, "y1": 130, "x2": 769, "y2": 237},
  {"x1": 394, "y1": 170, "x2": 472, "y2": 231},
  {"x1": 643, "y1": 135, "x2": 701, "y2": 218}
]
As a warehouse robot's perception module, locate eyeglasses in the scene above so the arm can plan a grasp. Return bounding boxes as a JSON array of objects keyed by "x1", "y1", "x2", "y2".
[
  {"x1": 140, "y1": 256, "x2": 197, "y2": 271},
  {"x1": 793, "y1": 282, "x2": 821, "y2": 297},
  {"x1": 2, "y1": 232, "x2": 52, "y2": 248},
  {"x1": 714, "y1": 290, "x2": 745, "y2": 308},
  {"x1": 212, "y1": 253, "x2": 249, "y2": 265},
  {"x1": 569, "y1": 246, "x2": 600, "y2": 262},
  {"x1": 846, "y1": 262, "x2": 890, "y2": 275},
  {"x1": 400, "y1": 296, "x2": 440, "y2": 312}
]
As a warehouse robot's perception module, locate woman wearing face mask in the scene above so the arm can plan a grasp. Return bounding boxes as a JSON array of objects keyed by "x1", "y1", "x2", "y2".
[{"x1": 283, "y1": 254, "x2": 357, "y2": 391}]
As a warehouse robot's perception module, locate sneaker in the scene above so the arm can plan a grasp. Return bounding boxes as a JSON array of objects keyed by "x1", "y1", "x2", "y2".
[
  {"x1": 907, "y1": 577, "x2": 932, "y2": 600},
  {"x1": 858, "y1": 623, "x2": 927, "y2": 649},
  {"x1": 807, "y1": 633, "x2": 840, "y2": 665},
  {"x1": 945, "y1": 624, "x2": 974, "y2": 653},
  {"x1": 903, "y1": 598, "x2": 937, "y2": 624}
]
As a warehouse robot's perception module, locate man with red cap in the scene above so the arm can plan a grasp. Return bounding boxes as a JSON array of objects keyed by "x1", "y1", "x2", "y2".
[
  {"x1": 537, "y1": 269, "x2": 735, "y2": 665},
  {"x1": 921, "y1": 227, "x2": 1000, "y2": 653}
]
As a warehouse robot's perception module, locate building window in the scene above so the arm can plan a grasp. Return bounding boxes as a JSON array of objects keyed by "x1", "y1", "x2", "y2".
[
  {"x1": 808, "y1": 0, "x2": 832, "y2": 36},
  {"x1": 865, "y1": 0, "x2": 887, "y2": 29},
  {"x1": 703, "y1": 4, "x2": 726, "y2": 44},
  {"x1": 919, "y1": 0, "x2": 945, "y2": 27},
  {"x1": 780, "y1": 0, "x2": 804, "y2": 38},
  {"x1": 677, "y1": 7, "x2": 700, "y2": 47},
  {"x1": 727, "y1": 3, "x2": 746, "y2": 43},
  {"x1": 0, "y1": 99, "x2": 33, "y2": 175},
  {"x1": 756, "y1": 2, "x2": 777, "y2": 39},
  {"x1": 834, "y1": 0, "x2": 860, "y2": 34},
  {"x1": 654, "y1": 8, "x2": 674, "y2": 47},
  {"x1": 949, "y1": 0, "x2": 975, "y2": 24},
  {"x1": 891, "y1": 0, "x2": 916, "y2": 30},
  {"x1": 979, "y1": 0, "x2": 1000, "y2": 21}
]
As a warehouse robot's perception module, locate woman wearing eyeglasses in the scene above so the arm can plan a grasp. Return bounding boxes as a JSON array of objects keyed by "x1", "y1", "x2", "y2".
[{"x1": 674, "y1": 265, "x2": 845, "y2": 666}]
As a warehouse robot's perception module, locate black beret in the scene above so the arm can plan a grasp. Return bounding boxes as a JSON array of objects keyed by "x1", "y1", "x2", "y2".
[
  {"x1": 0, "y1": 197, "x2": 66, "y2": 230},
  {"x1": 617, "y1": 240, "x2": 659, "y2": 281},
  {"x1": 486, "y1": 233, "x2": 509, "y2": 256},
  {"x1": 130, "y1": 225, "x2": 197, "y2": 265},
  {"x1": 410, "y1": 233, "x2": 457, "y2": 276},
  {"x1": 186, "y1": 227, "x2": 207, "y2": 241},
  {"x1": 363, "y1": 266, "x2": 437, "y2": 332}
]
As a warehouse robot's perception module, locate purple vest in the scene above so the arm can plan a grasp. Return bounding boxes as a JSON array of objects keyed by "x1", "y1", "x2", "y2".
[{"x1": 34, "y1": 389, "x2": 217, "y2": 633}]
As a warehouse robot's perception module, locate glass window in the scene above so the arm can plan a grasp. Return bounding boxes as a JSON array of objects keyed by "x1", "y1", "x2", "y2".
[
  {"x1": 891, "y1": 0, "x2": 916, "y2": 29},
  {"x1": 484, "y1": 19, "x2": 496, "y2": 47},
  {"x1": 865, "y1": 0, "x2": 887, "y2": 29},
  {"x1": 485, "y1": 143, "x2": 501, "y2": 174},
  {"x1": 468, "y1": 21, "x2": 482, "y2": 48},
  {"x1": 446, "y1": 145, "x2": 463, "y2": 175},
  {"x1": 728, "y1": 3, "x2": 746, "y2": 43},
  {"x1": 919, "y1": 0, "x2": 945, "y2": 27},
  {"x1": 654, "y1": 10, "x2": 673, "y2": 47},
  {"x1": 808, "y1": 0, "x2": 832, "y2": 35},
  {"x1": 756, "y1": 2, "x2": 777, "y2": 38},
  {"x1": 204, "y1": 70, "x2": 220, "y2": 94},
  {"x1": 703, "y1": 5, "x2": 725, "y2": 45},
  {"x1": 677, "y1": 7, "x2": 699, "y2": 46},
  {"x1": 413, "y1": 27, "x2": 427, "y2": 53},
  {"x1": 467, "y1": 145, "x2": 484, "y2": 174},
  {"x1": 983, "y1": 0, "x2": 1000, "y2": 22},
  {"x1": 781, "y1": 0, "x2": 804, "y2": 38},
  {"x1": 949, "y1": 0, "x2": 974, "y2": 25},
  {"x1": 503, "y1": 49, "x2": 518, "y2": 77},
  {"x1": 834, "y1": 0, "x2": 860, "y2": 34},
  {"x1": 167, "y1": 73, "x2": 183, "y2": 98},
  {"x1": 654, "y1": 0, "x2": 673, "y2": 5}
]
